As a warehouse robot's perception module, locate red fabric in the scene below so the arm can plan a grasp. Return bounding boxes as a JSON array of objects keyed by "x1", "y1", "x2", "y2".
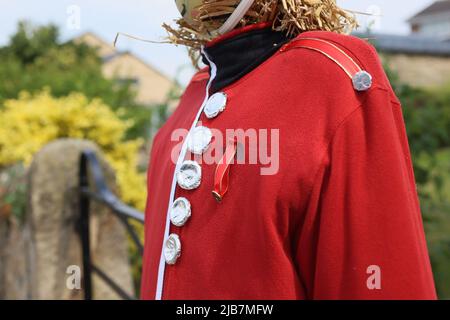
[
  {"x1": 140, "y1": 30, "x2": 436, "y2": 300},
  {"x1": 285, "y1": 38, "x2": 362, "y2": 77}
]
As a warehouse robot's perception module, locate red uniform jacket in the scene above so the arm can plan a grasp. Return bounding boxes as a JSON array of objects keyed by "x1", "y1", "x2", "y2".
[{"x1": 141, "y1": 24, "x2": 436, "y2": 300}]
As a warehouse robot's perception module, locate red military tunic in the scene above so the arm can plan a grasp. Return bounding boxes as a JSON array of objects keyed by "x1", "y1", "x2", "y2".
[{"x1": 141, "y1": 23, "x2": 436, "y2": 300}]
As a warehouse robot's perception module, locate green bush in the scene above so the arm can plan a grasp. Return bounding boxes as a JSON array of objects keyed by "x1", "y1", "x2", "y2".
[
  {"x1": 388, "y1": 66, "x2": 450, "y2": 299},
  {"x1": 0, "y1": 22, "x2": 137, "y2": 109}
]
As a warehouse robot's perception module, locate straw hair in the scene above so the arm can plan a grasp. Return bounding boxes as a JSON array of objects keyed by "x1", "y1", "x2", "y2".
[{"x1": 164, "y1": 0, "x2": 357, "y2": 63}]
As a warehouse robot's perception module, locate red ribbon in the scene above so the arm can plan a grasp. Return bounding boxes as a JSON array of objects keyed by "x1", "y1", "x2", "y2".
[{"x1": 212, "y1": 139, "x2": 237, "y2": 202}]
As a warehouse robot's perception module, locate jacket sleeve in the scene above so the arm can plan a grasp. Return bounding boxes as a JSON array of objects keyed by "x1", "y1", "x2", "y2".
[{"x1": 296, "y1": 87, "x2": 437, "y2": 300}]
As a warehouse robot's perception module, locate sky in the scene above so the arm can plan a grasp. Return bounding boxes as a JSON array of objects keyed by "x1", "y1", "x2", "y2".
[{"x1": 0, "y1": 0, "x2": 435, "y2": 83}]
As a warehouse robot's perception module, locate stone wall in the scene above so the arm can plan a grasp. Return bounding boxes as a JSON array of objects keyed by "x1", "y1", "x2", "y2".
[{"x1": 0, "y1": 139, "x2": 135, "y2": 299}]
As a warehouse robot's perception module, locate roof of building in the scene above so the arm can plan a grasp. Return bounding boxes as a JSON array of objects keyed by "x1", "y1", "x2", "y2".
[
  {"x1": 72, "y1": 32, "x2": 175, "y2": 106},
  {"x1": 73, "y1": 32, "x2": 117, "y2": 57},
  {"x1": 73, "y1": 32, "x2": 172, "y2": 81},
  {"x1": 408, "y1": 0, "x2": 450, "y2": 22},
  {"x1": 355, "y1": 33, "x2": 450, "y2": 56}
]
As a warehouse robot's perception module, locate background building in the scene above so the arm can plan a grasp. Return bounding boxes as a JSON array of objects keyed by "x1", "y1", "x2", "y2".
[
  {"x1": 75, "y1": 32, "x2": 174, "y2": 107},
  {"x1": 408, "y1": 0, "x2": 450, "y2": 39},
  {"x1": 359, "y1": 1, "x2": 450, "y2": 88},
  {"x1": 360, "y1": 33, "x2": 450, "y2": 88}
]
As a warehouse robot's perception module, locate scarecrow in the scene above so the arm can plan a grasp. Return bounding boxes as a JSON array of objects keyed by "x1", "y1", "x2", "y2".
[{"x1": 140, "y1": 0, "x2": 437, "y2": 299}]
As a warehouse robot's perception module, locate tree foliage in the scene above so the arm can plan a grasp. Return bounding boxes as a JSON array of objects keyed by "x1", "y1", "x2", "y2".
[
  {"x1": 0, "y1": 21, "x2": 138, "y2": 109},
  {"x1": 386, "y1": 65, "x2": 450, "y2": 299}
]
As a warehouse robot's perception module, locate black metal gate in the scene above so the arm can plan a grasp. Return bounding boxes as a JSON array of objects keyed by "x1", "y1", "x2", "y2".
[{"x1": 78, "y1": 150, "x2": 145, "y2": 300}]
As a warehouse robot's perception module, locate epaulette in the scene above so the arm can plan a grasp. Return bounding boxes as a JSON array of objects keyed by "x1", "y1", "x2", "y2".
[{"x1": 280, "y1": 37, "x2": 373, "y2": 92}]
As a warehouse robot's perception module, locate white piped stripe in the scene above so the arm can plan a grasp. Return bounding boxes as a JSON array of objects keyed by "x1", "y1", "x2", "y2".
[{"x1": 154, "y1": 47, "x2": 217, "y2": 300}]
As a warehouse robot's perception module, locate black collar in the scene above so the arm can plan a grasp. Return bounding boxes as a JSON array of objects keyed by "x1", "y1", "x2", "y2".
[{"x1": 202, "y1": 26, "x2": 291, "y2": 93}]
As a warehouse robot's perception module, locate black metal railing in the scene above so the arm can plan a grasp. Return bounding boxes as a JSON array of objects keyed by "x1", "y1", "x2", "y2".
[{"x1": 78, "y1": 150, "x2": 145, "y2": 300}]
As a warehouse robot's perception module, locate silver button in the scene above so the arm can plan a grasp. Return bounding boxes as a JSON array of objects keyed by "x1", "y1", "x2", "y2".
[
  {"x1": 170, "y1": 197, "x2": 191, "y2": 227},
  {"x1": 352, "y1": 71, "x2": 372, "y2": 92},
  {"x1": 177, "y1": 160, "x2": 202, "y2": 190},
  {"x1": 164, "y1": 233, "x2": 181, "y2": 265},
  {"x1": 204, "y1": 92, "x2": 227, "y2": 119},
  {"x1": 187, "y1": 126, "x2": 212, "y2": 155}
]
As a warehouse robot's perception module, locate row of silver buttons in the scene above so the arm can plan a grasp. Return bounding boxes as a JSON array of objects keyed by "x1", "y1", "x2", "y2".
[{"x1": 163, "y1": 92, "x2": 228, "y2": 265}]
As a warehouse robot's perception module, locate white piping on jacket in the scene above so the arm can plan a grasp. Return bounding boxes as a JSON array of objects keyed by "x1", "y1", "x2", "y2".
[{"x1": 155, "y1": 47, "x2": 217, "y2": 300}]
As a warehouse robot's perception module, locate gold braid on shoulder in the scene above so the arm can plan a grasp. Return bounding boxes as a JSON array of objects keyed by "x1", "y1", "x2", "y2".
[{"x1": 163, "y1": 0, "x2": 357, "y2": 66}]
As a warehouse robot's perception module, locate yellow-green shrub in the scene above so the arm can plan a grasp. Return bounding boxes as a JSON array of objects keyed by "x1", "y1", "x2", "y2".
[{"x1": 0, "y1": 89, "x2": 146, "y2": 211}]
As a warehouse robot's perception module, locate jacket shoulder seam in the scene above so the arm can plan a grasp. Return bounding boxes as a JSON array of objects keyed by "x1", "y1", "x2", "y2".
[{"x1": 303, "y1": 85, "x2": 389, "y2": 221}]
